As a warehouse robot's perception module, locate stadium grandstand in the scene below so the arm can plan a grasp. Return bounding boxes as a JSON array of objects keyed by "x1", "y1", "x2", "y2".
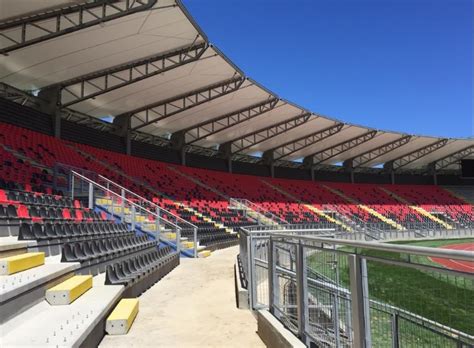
[{"x1": 0, "y1": 1, "x2": 472, "y2": 347}]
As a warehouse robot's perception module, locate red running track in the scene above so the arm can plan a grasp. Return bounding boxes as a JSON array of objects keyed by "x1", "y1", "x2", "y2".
[{"x1": 430, "y1": 243, "x2": 474, "y2": 273}]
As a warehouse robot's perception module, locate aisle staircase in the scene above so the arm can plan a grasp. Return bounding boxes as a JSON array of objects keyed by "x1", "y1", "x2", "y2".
[
  {"x1": 229, "y1": 198, "x2": 288, "y2": 227},
  {"x1": 443, "y1": 186, "x2": 474, "y2": 205},
  {"x1": 261, "y1": 180, "x2": 352, "y2": 231},
  {"x1": 321, "y1": 185, "x2": 405, "y2": 230},
  {"x1": 379, "y1": 187, "x2": 453, "y2": 230},
  {"x1": 66, "y1": 146, "x2": 230, "y2": 253}
]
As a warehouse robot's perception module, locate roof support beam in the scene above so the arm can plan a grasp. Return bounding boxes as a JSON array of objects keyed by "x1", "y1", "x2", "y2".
[
  {"x1": 386, "y1": 139, "x2": 448, "y2": 170},
  {"x1": 128, "y1": 76, "x2": 245, "y2": 131},
  {"x1": 308, "y1": 130, "x2": 378, "y2": 166},
  {"x1": 184, "y1": 97, "x2": 279, "y2": 145},
  {"x1": 53, "y1": 42, "x2": 208, "y2": 107},
  {"x1": 433, "y1": 145, "x2": 474, "y2": 171},
  {"x1": 270, "y1": 123, "x2": 344, "y2": 161},
  {"x1": 0, "y1": 0, "x2": 157, "y2": 55},
  {"x1": 351, "y1": 135, "x2": 412, "y2": 168},
  {"x1": 229, "y1": 112, "x2": 312, "y2": 154}
]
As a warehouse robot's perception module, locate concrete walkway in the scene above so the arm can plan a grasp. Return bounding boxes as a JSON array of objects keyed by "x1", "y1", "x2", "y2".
[{"x1": 100, "y1": 246, "x2": 264, "y2": 348}]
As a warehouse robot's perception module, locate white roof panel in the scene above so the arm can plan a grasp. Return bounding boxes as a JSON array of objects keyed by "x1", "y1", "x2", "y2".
[{"x1": 0, "y1": 0, "x2": 472, "y2": 171}]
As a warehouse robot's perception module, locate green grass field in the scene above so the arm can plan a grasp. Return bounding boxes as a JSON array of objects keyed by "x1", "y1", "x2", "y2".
[{"x1": 307, "y1": 238, "x2": 474, "y2": 347}]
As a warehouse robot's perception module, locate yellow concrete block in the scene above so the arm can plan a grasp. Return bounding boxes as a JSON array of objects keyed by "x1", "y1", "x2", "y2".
[
  {"x1": 181, "y1": 241, "x2": 194, "y2": 249},
  {"x1": 0, "y1": 252, "x2": 45, "y2": 275},
  {"x1": 106, "y1": 298, "x2": 139, "y2": 335},
  {"x1": 198, "y1": 250, "x2": 211, "y2": 258},
  {"x1": 46, "y1": 275, "x2": 93, "y2": 305},
  {"x1": 163, "y1": 232, "x2": 176, "y2": 240}
]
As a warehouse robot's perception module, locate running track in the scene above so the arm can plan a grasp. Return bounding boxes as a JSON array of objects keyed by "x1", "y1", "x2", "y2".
[{"x1": 430, "y1": 243, "x2": 474, "y2": 273}]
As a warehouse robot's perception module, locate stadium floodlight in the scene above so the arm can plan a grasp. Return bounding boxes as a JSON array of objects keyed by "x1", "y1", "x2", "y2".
[
  {"x1": 48, "y1": 43, "x2": 208, "y2": 107},
  {"x1": 433, "y1": 145, "x2": 474, "y2": 171},
  {"x1": 270, "y1": 123, "x2": 345, "y2": 161},
  {"x1": 126, "y1": 76, "x2": 245, "y2": 131},
  {"x1": 309, "y1": 130, "x2": 378, "y2": 166},
  {"x1": 351, "y1": 135, "x2": 412, "y2": 168},
  {"x1": 229, "y1": 112, "x2": 313, "y2": 154},
  {"x1": 0, "y1": 0, "x2": 157, "y2": 55},
  {"x1": 184, "y1": 97, "x2": 279, "y2": 145},
  {"x1": 389, "y1": 139, "x2": 448, "y2": 170}
]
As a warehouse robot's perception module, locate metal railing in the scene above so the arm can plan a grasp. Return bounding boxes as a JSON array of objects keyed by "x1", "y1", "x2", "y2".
[
  {"x1": 229, "y1": 198, "x2": 289, "y2": 226},
  {"x1": 98, "y1": 174, "x2": 198, "y2": 233},
  {"x1": 241, "y1": 228, "x2": 474, "y2": 347},
  {"x1": 69, "y1": 170, "x2": 186, "y2": 256}
]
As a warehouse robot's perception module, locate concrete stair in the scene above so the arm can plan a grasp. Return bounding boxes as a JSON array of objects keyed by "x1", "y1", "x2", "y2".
[
  {"x1": 379, "y1": 187, "x2": 454, "y2": 230},
  {"x1": 2, "y1": 275, "x2": 123, "y2": 347},
  {"x1": 322, "y1": 185, "x2": 405, "y2": 230}
]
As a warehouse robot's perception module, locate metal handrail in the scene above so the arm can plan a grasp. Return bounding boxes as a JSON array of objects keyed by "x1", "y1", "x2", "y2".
[
  {"x1": 230, "y1": 198, "x2": 289, "y2": 225},
  {"x1": 97, "y1": 174, "x2": 198, "y2": 229},
  {"x1": 271, "y1": 233, "x2": 474, "y2": 262},
  {"x1": 70, "y1": 170, "x2": 188, "y2": 255}
]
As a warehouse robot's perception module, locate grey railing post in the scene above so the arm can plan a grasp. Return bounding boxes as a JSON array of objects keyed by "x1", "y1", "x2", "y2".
[
  {"x1": 131, "y1": 205, "x2": 136, "y2": 231},
  {"x1": 88, "y1": 182, "x2": 93, "y2": 209},
  {"x1": 296, "y1": 242, "x2": 308, "y2": 344},
  {"x1": 247, "y1": 234, "x2": 254, "y2": 309},
  {"x1": 193, "y1": 227, "x2": 198, "y2": 258},
  {"x1": 156, "y1": 207, "x2": 161, "y2": 241},
  {"x1": 121, "y1": 189, "x2": 125, "y2": 220},
  {"x1": 391, "y1": 312, "x2": 399, "y2": 348},
  {"x1": 71, "y1": 173, "x2": 75, "y2": 200},
  {"x1": 111, "y1": 195, "x2": 115, "y2": 220},
  {"x1": 176, "y1": 227, "x2": 181, "y2": 254},
  {"x1": 268, "y1": 238, "x2": 276, "y2": 314},
  {"x1": 348, "y1": 254, "x2": 372, "y2": 348}
]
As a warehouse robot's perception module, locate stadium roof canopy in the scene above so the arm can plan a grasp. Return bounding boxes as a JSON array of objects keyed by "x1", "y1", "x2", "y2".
[{"x1": 0, "y1": 0, "x2": 473, "y2": 173}]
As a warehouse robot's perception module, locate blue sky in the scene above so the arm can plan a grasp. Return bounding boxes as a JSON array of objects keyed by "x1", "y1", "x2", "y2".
[{"x1": 183, "y1": 0, "x2": 473, "y2": 138}]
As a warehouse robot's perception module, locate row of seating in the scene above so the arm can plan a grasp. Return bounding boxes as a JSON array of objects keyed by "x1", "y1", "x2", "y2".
[
  {"x1": 18, "y1": 221, "x2": 130, "y2": 241},
  {"x1": 61, "y1": 235, "x2": 155, "y2": 263},
  {"x1": 105, "y1": 246, "x2": 179, "y2": 297}
]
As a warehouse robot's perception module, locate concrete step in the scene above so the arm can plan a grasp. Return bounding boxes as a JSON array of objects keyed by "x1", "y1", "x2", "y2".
[
  {"x1": 1, "y1": 278, "x2": 123, "y2": 347},
  {"x1": 0, "y1": 252, "x2": 45, "y2": 275},
  {"x1": 106, "y1": 298, "x2": 139, "y2": 335},
  {"x1": 46, "y1": 275, "x2": 93, "y2": 305},
  {"x1": 0, "y1": 260, "x2": 80, "y2": 324},
  {"x1": 0, "y1": 237, "x2": 35, "y2": 257}
]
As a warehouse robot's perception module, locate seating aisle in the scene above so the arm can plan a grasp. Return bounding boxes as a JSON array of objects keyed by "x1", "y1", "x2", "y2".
[{"x1": 100, "y1": 246, "x2": 264, "y2": 348}]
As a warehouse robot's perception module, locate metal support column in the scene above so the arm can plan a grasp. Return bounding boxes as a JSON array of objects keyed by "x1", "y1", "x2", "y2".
[
  {"x1": 70, "y1": 173, "x2": 75, "y2": 200},
  {"x1": 348, "y1": 255, "x2": 372, "y2": 348}
]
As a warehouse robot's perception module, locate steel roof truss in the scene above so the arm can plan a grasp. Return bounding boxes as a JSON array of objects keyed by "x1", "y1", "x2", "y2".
[
  {"x1": 57, "y1": 43, "x2": 208, "y2": 107},
  {"x1": 0, "y1": 0, "x2": 157, "y2": 55},
  {"x1": 434, "y1": 145, "x2": 474, "y2": 170},
  {"x1": 352, "y1": 135, "x2": 412, "y2": 167},
  {"x1": 231, "y1": 112, "x2": 312, "y2": 154},
  {"x1": 311, "y1": 130, "x2": 378, "y2": 165},
  {"x1": 186, "y1": 97, "x2": 279, "y2": 144},
  {"x1": 130, "y1": 76, "x2": 245, "y2": 131},
  {"x1": 274, "y1": 123, "x2": 344, "y2": 161},
  {"x1": 392, "y1": 139, "x2": 448, "y2": 169}
]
